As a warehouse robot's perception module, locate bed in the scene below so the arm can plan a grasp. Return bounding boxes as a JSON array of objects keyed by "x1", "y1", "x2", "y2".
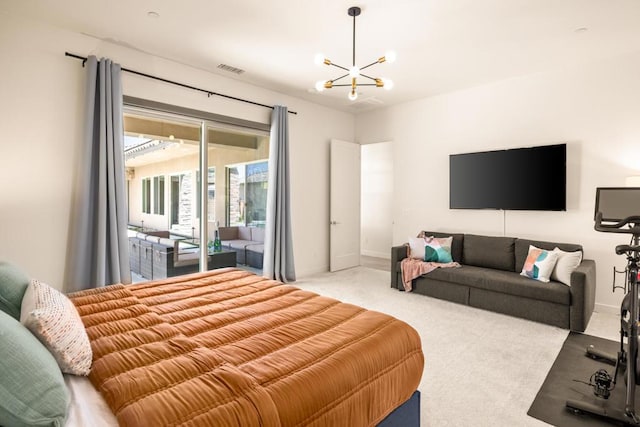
[{"x1": 65, "y1": 268, "x2": 424, "y2": 426}]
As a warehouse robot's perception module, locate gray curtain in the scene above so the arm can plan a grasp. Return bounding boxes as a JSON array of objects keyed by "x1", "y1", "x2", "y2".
[
  {"x1": 67, "y1": 56, "x2": 130, "y2": 292},
  {"x1": 263, "y1": 106, "x2": 296, "y2": 282}
]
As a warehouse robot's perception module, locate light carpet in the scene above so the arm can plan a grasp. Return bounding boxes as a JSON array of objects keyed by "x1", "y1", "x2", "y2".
[{"x1": 295, "y1": 266, "x2": 616, "y2": 427}]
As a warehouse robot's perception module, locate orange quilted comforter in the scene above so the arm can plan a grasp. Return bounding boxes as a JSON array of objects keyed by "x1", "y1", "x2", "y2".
[{"x1": 69, "y1": 268, "x2": 424, "y2": 426}]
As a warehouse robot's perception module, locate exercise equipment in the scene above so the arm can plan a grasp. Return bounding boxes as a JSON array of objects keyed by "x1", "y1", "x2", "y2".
[{"x1": 566, "y1": 187, "x2": 640, "y2": 425}]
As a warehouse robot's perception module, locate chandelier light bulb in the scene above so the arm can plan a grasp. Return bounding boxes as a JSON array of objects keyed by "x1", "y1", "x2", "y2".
[
  {"x1": 315, "y1": 80, "x2": 326, "y2": 92},
  {"x1": 349, "y1": 66, "x2": 360, "y2": 78},
  {"x1": 382, "y1": 78, "x2": 394, "y2": 90},
  {"x1": 314, "y1": 53, "x2": 326, "y2": 66},
  {"x1": 385, "y1": 51, "x2": 397, "y2": 63},
  {"x1": 348, "y1": 90, "x2": 358, "y2": 101}
]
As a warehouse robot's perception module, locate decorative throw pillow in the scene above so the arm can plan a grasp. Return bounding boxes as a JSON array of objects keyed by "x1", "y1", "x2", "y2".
[
  {"x1": 0, "y1": 309, "x2": 69, "y2": 426},
  {"x1": 20, "y1": 279, "x2": 92, "y2": 376},
  {"x1": 408, "y1": 237, "x2": 426, "y2": 260},
  {"x1": 551, "y1": 247, "x2": 583, "y2": 286},
  {"x1": 0, "y1": 261, "x2": 30, "y2": 320},
  {"x1": 424, "y1": 236, "x2": 454, "y2": 263},
  {"x1": 520, "y1": 245, "x2": 560, "y2": 283}
]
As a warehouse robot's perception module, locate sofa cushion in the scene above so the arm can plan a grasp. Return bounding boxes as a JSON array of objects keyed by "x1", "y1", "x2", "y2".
[
  {"x1": 251, "y1": 227, "x2": 265, "y2": 243},
  {"x1": 238, "y1": 227, "x2": 252, "y2": 240},
  {"x1": 463, "y1": 234, "x2": 516, "y2": 272},
  {"x1": 422, "y1": 231, "x2": 464, "y2": 263},
  {"x1": 425, "y1": 265, "x2": 570, "y2": 305},
  {"x1": 515, "y1": 239, "x2": 583, "y2": 273}
]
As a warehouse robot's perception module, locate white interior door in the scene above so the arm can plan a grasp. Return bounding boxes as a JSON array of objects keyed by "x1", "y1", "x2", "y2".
[{"x1": 330, "y1": 139, "x2": 361, "y2": 272}]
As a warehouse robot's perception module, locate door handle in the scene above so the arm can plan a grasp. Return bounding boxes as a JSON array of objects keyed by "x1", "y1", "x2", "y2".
[{"x1": 330, "y1": 221, "x2": 340, "y2": 225}]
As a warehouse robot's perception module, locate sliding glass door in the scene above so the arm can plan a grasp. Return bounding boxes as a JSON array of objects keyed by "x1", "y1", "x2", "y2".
[{"x1": 123, "y1": 107, "x2": 269, "y2": 282}]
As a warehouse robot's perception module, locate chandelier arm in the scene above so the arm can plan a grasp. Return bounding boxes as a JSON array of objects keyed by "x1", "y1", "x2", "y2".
[
  {"x1": 331, "y1": 84, "x2": 355, "y2": 87},
  {"x1": 359, "y1": 73, "x2": 378, "y2": 81},
  {"x1": 331, "y1": 73, "x2": 350, "y2": 83},
  {"x1": 360, "y1": 60, "x2": 381, "y2": 71},
  {"x1": 329, "y1": 63, "x2": 350, "y2": 72}
]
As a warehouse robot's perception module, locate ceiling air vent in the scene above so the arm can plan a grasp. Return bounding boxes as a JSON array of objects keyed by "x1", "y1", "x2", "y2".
[{"x1": 217, "y1": 64, "x2": 245, "y2": 75}]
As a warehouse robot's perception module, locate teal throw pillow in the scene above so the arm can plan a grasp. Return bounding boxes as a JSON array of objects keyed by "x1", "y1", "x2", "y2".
[
  {"x1": 0, "y1": 261, "x2": 30, "y2": 320},
  {"x1": 424, "y1": 236, "x2": 453, "y2": 263},
  {"x1": 0, "y1": 310, "x2": 69, "y2": 426}
]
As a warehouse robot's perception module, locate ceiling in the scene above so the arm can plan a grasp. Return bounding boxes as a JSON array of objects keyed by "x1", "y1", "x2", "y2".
[{"x1": 4, "y1": 0, "x2": 640, "y2": 113}]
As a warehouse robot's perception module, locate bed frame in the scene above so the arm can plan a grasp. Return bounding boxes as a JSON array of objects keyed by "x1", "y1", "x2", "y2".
[{"x1": 378, "y1": 390, "x2": 421, "y2": 426}]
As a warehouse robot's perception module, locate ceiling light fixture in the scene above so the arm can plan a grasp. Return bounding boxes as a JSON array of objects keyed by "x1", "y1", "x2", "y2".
[{"x1": 314, "y1": 6, "x2": 395, "y2": 101}]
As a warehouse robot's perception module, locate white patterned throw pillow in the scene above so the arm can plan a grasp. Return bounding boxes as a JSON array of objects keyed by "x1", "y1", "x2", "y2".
[
  {"x1": 20, "y1": 279, "x2": 92, "y2": 376},
  {"x1": 520, "y1": 245, "x2": 560, "y2": 283}
]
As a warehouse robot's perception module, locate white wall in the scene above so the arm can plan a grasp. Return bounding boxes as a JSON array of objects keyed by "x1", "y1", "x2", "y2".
[
  {"x1": 361, "y1": 142, "x2": 393, "y2": 259},
  {"x1": 356, "y1": 50, "x2": 640, "y2": 311},
  {"x1": 0, "y1": 14, "x2": 355, "y2": 291}
]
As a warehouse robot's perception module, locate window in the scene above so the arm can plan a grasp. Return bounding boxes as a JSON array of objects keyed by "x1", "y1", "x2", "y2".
[
  {"x1": 153, "y1": 176, "x2": 165, "y2": 215},
  {"x1": 142, "y1": 178, "x2": 151, "y2": 214},
  {"x1": 226, "y1": 161, "x2": 268, "y2": 227}
]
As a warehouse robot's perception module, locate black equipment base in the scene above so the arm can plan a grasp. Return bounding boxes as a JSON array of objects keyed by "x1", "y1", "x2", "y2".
[{"x1": 528, "y1": 332, "x2": 640, "y2": 426}]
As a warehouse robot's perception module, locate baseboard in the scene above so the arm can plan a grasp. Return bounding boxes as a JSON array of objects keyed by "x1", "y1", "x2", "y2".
[
  {"x1": 361, "y1": 250, "x2": 391, "y2": 259},
  {"x1": 594, "y1": 303, "x2": 618, "y2": 315}
]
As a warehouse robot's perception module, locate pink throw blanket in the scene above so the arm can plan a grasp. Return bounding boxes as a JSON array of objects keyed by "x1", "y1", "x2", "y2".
[{"x1": 400, "y1": 258, "x2": 460, "y2": 292}]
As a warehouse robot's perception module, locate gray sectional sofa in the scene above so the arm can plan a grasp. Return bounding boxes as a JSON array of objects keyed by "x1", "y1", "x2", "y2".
[
  {"x1": 391, "y1": 231, "x2": 596, "y2": 332},
  {"x1": 219, "y1": 226, "x2": 265, "y2": 269}
]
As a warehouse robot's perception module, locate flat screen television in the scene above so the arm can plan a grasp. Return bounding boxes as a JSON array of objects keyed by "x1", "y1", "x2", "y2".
[{"x1": 449, "y1": 143, "x2": 566, "y2": 210}]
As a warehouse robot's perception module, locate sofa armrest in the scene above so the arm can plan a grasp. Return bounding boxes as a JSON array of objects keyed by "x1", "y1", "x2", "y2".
[
  {"x1": 391, "y1": 245, "x2": 408, "y2": 289},
  {"x1": 569, "y1": 259, "x2": 596, "y2": 332}
]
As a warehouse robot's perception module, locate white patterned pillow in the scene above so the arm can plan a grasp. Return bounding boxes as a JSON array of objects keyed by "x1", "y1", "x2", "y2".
[
  {"x1": 20, "y1": 279, "x2": 92, "y2": 376},
  {"x1": 520, "y1": 245, "x2": 560, "y2": 283}
]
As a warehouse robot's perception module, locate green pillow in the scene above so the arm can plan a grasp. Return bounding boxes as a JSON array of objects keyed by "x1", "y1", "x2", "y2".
[
  {"x1": 0, "y1": 310, "x2": 69, "y2": 426},
  {"x1": 0, "y1": 262, "x2": 30, "y2": 320},
  {"x1": 424, "y1": 237, "x2": 454, "y2": 263}
]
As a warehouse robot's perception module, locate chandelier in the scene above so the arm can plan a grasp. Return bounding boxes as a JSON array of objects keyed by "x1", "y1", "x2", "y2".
[{"x1": 314, "y1": 6, "x2": 395, "y2": 101}]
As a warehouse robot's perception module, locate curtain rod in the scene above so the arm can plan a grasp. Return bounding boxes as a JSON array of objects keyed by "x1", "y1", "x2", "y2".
[{"x1": 65, "y1": 52, "x2": 297, "y2": 115}]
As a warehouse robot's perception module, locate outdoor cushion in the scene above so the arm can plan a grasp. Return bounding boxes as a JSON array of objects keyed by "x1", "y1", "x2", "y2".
[
  {"x1": 226, "y1": 240, "x2": 254, "y2": 251},
  {"x1": 238, "y1": 227, "x2": 252, "y2": 240},
  {"x1": 218, "y1": 227, "x2": 238, "y2": 240},
  {"x1": 246, "y1": 243, "x2": 265, "y2": 254},
  {"x1": 251, "y1": 227, "x2": 265, "y2": 243}
]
